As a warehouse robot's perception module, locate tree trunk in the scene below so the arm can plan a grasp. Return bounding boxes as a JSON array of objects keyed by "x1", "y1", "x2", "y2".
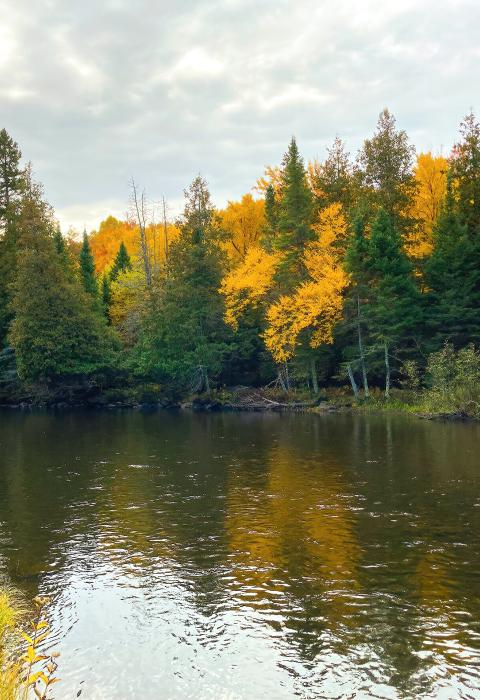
[
  {"x1": 347, "y1": 363, "x2": 359, "y2": 400},
  {"x1": 384, "y1": 340, "x2": 390, "y2": 399},
  {"x1": 357, "y1": 296, "x2": 369, "y2": 397},
  {"x1": 310, "y1": 358, "x2": 319, "y2": 394},
  {"x1": 131, "y1": 180, "x2": 152, "y2": 286},
  {"x1": 277, "y1": 368, "x2": 287, "y2": 392},
  {"x1": 284, "y1": 362, "x2": 290, "y2": 392}
]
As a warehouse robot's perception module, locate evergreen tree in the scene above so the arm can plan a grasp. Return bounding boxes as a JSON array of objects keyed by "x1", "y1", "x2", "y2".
[
  {"x1": 312, "y1": 136, "x2": 354, "y2": 210},
  {"x1": 450, "y1": 112, "x2": 480, "y2": 235},
  {"x1": 357, "y1": 109, "x2": 416, "y2": 228},
  {"x1": 101, "y1": 274, "x2": 112, "y2": 320},
  {"x1": 274, "y1": 137, "x2": 314, "y2": 287},
  {"x1": 53, "y1": 224, "x2": 72, "y2": 273},
  {"x1": 136, "y1": 177, "x2": 230, "y2": 391},
  {"x1": 9, "y1": 194, "x2": 116, "y2": 384},
  {"x1": 425, "y1": 177, "x2": 480, "y2": 348},
  {"x1": 365, "y1": 210, "x2": 423, "y2": 396},
  {"x1": 109, "y1": 241, "x2": 132, "y2": 281},
  {"x1": 341, "y1": 215, "x2": 372, "y2": 395},
  {"x1": 80, "y1": 230, "x2": 98, "y2": 297},
  {"x1": 0, "y1": 129, "x2": 25, "y2": 347},
  {"x1": 264, "y1": 184, "x2": 278, "y2": 242},
  {"x1": 0, "y1": 128, "x2": 24, "y2": 228}
]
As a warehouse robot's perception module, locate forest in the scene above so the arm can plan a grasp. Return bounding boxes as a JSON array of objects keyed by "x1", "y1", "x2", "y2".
[{"x1": 1, "y1": 109, "x2": 480, "y2": 414}]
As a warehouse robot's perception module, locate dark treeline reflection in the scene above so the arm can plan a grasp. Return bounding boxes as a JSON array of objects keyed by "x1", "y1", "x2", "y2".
[{"x1": 0, "y1": 410, "x2": 479, "y2": 698}]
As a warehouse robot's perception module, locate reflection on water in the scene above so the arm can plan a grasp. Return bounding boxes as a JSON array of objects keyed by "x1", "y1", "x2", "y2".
[{"x1": 0, "y1": 410, "x2": 480, "y2": 699}]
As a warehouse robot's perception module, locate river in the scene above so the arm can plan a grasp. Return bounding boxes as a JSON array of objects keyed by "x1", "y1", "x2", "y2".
[{"x1": 0, "y1": 409, "x2": 479, "y2": 699}]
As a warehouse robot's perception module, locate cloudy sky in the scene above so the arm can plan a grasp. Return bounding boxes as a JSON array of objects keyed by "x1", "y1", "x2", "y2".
[{"x1": 0, "y1": 0, "x2": 479, "y2": 231}]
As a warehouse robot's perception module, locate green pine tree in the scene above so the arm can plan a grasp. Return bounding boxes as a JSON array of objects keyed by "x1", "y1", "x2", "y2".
[
  {"x1": 9, "y1": 194, "x2": 116, "y2": 385},
  {"x1": 365, "y1": 209, "x2": 423, "y2": 396},
  {"x1": 0, "y1": 129, "x2": 25, "y2": 347},
  {"x1": 273, "y1": 137, "x2": 314, "y2": 286},
  {"x1": 136, "y1": 177, "x2": 230, "y2": 392},
  {"x1": 425, "y1": 176, "x2": 480, "y2": 348},
  {"x1": 340, "y1": 215, "x2": 372, "y2": 396},
  {"x1": 264, "y1": 184, "x2": 278, "y2": 243},
  {"x1": 109, "y1": 241, "x2": 132, "y2": 281},
  {"x1": 450, "y1": 112, "x2": 480, "y2": 235},
  {"x1": 80, "y1": 230, "x2": 98, "y2": 297},
  {"x1": 357, "y1": 109, "x2": 416, "y2": 229},
  {"x1": 101, "y1": 273, "x2": 112, "y2": 320}
]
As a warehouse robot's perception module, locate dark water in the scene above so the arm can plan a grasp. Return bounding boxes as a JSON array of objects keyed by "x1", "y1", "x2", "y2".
[{"x1": 0, "y1": 410, "x2": 479, "y2": 699}]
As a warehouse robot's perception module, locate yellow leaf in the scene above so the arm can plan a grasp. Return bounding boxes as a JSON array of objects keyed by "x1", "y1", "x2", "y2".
[{"x1": 21, "y1": 631, "x2": 35, "y2": 645}]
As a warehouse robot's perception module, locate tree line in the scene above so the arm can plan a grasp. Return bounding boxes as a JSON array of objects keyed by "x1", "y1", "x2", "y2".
[{"x1": 1, "y1": 109, "x2": 480, "y2": 403}]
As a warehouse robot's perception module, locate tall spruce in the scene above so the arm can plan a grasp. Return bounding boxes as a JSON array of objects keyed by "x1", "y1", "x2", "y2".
[
  {"x1": 110, "y1": 241, "x2": 132, "y2": 281},
  {"x1": 80, "y1": 230, "x2": 98, "y2": 297},
  {"x1": 101, "y1": 274, "x2": 112, "y2": 320},
  {"x1": 313, "y1": 136, "x2": 354, "y2": 210},
  {"x1": 274, "y1": 138, "x2": 313, "y2": 286},
  {"x1": 450, "y1": 112, "x2": 480, "y2": 235},
  {"x1": 342, "y1": 215, "x2": 372, "y2": 395},
  {"x1": 136, "y1": 177, "x2": 230, "y2": 392},
  {"x1": 263, "y1": 184, "x2": 278, "y2": 244},
  {"x1": 357, "y1": 109, "x2": 416, "y2": 228},
  {"x1": 365, "y1": 209, "x2": 422, "y2": 396},
  {"x1": 9, "y1": 192, "x2": 116, "y2": 384},
  {"x1": 0, "y1": 129, "x2": 25, "y2": 347},
  {"x1": 425, "y1": 176, "x2": 480, "y2": 348}
]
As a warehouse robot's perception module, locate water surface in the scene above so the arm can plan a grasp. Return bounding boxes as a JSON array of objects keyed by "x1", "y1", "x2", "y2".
[{"x1": 0, "y1": 409, "x2": 479, "y2": 699}]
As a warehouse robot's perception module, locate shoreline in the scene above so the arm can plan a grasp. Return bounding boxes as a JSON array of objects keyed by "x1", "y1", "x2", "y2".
[{"x1": 0, "y1": 394, "x2": 477, "y2": 422}]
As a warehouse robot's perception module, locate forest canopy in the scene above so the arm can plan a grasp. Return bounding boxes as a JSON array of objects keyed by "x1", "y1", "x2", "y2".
[{"x1": 1, "y1": 109, "x2": 479, "y2": 404}]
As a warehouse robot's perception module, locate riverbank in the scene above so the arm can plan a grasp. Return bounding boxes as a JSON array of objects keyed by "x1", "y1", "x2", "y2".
[{"x1": 2, "y1": 384, "x2": 478, "y2": 421}]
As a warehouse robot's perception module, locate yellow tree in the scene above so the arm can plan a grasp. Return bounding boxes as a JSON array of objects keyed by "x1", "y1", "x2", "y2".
[
  {"x1": 218, "y1": 194, "x2": 265, "y2": 263},
  {"x1": 254, "y1": 165, "x2": 283, "y2": 195},
  {"x1": 263, "y1": 262, "x2": 348, "y2": 364},
  {"x1": 406, "y1": 153, "x2": 448, "y2": 259},
  {"x1": 263, "y1": 203, "x2": 349, "y2": 390},
  {"x1": 109, "y1": 267, "x2": 147, "y2": 346},
  {"x1": 90, "y1": 215, "x2": 179, "y2": 275},
  {"x1": 220, "y1": 246, "x2": 281, "y2": 329}
]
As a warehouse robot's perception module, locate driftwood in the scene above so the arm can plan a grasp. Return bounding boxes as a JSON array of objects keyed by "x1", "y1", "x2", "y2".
[{"x1": 223, "y1": 388, "x2": 328, "y2": 412}]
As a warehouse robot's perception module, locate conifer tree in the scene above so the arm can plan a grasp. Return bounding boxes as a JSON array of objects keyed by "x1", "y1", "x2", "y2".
[
  {"x1": 9, "y1": 193, "x2": 116, "y2": 384},
  {"x1": 364, "y1": 210, "x2": 423, "y2": 396},
  {"x1": 264, "y1": 184, "x2": 278, "y2": 242},
  {"x1": 357, "y1": 109, "x2": 416, "y2": 228},
  {"x1": 136, "y1": 177, "x2": 230, "y2": 391},
  {"x1": 101, "y1": 274, "x2": 112, "y2": 320},
  {"x1": 0, "y1": 128, "x2": 24, "y2": 228},
  {"x1": 53, "y1": 224, "x2": 72, "y2": 273},
  {"x1": 109, "y1": 241, "x2": 132, "y2": 281},
  {"x1": 425, "y1": 176, "x2": 480, "y2": 348},
  {"x1": 80, "y1": 231, "x2": 98, "y2": 297},
  {"x1": 312, "y1": 136, "x2": 353, "y2": 210},
  {"x1": 450, "y1": 112, "x2": 480, "y2": 235},
  {"x1": 274, "y1": 138, "x2": 314, "y2": 285},
  {"x1": 342, "y1": 215, "x2": 372, "y2": 395},
  {"x1": 0, "y1": 129, "x2": 25, "y2": 347}
]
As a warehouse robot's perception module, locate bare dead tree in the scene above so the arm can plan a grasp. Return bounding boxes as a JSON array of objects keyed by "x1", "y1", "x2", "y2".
[
  {"x1": 162, "y1": 196, "x2": 169, "y2": 262},
  {"x1": 130, "y1": 178, "x2": 152, "y2": 287}
]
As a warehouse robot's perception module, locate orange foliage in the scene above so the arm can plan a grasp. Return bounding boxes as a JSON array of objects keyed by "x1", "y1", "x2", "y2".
[{"x1": 90, "y1": 216, "x2": 179, "y2": 274}]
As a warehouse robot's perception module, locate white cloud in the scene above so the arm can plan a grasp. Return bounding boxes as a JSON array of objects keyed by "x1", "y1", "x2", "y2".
[{"x1": 0, "y1": 0, "x2": 478, "y2": 231}]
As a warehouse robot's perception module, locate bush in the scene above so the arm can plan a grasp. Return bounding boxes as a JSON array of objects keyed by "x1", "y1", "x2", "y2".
[{"x1": 421, "y1": 343, "x2": 480, "y2": 418}]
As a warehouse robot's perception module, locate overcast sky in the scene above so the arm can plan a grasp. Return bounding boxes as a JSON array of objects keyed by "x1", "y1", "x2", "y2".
[{"x1": 1, "y1": 0, "x2": 479, "y2": 232}]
